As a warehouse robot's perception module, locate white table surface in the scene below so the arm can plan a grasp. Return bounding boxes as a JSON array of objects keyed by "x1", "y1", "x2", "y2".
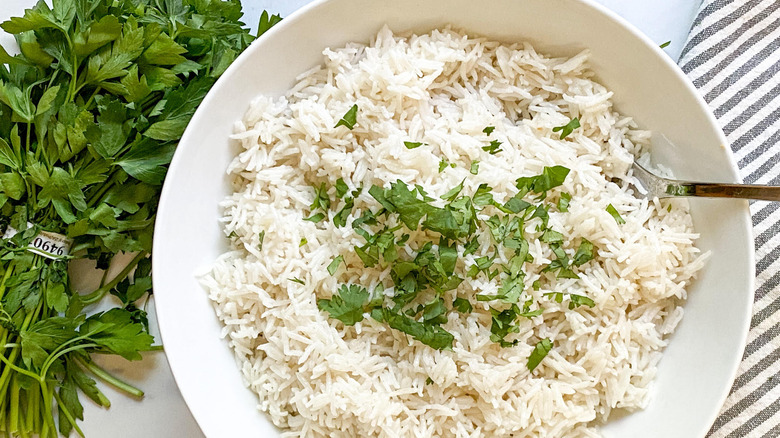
[{"x1": 0, "y1": 0, "x2": 703, "y2": 436}]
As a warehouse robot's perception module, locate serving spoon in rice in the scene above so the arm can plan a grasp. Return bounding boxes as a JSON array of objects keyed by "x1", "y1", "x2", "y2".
[{"x1": 630, "y1": 161, "x2": 780, "y2": 202}]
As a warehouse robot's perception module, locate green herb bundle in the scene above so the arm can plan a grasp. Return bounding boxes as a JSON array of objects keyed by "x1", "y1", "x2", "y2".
[{"x1": 0, "y1": 1, "x2": 277, "y2": 436}]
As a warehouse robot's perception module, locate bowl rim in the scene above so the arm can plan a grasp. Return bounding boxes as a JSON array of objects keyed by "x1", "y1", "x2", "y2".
[{"x1": 153, "y1": 0, "x2": 755, "y2": 436}]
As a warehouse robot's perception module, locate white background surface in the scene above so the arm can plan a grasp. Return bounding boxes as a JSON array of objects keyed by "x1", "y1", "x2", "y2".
[{"x1": 0, "y1": 0, "x2": 702, "y2": 436}]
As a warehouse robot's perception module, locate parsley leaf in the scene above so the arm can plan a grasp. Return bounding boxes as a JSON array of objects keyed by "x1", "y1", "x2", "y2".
[
  {"x1": 534, "y1": 166, "x2": 570, "y2": 193},
  {"x1": 470, "y1": 161, "x2": 479, "y2": 175},
  {"x1": 289, "y1": 278, "x2": 305, "y2": 285},
  {"x1": 334, "y1": 104, "x2": 358, "y2": 130},
  {"x1": 482, "y1": 140, "x2": 503, "y2": 154},
  {"x1": 327, "y1": 255, "x2": 344, "y2": 275},
  {"x1": 544, "y1": 292, "x2": 595, "y2": 310},
  {"x1": 383, "y1": 309, "x2": 454, "y2": 350},
  {"x1": 440, "y1": 179, "x2": 465, "y2": 202},
  {"x1": 558, "y1": 192, "x2": 571, "y2": 212},
  {"x1": 386, "y1": 181, "x2": 435, "y2": 229},
  {"x1": 606, "y1": 204, "x2": 626, "y2": 224},
  {"x1": 483, "y1": 126, "x2": 495, "y2": 135},
  {"x1": 311, "y1": 183, "x2": 331, "y2": 211},
  {"x1": 659, "y1": 40, "x2": 671, "y2": 49},
  {"x1": 317, "y1": 284, "x2": 369, "y2": 325},
  {"x1": 552, "y1": 118, "x2": 580, "y2": 139},
  {"x1": 527, "y1": 338, "x2": 553, "y2": 371},
  {"x1": 572, "y1": 238, "x2": 594, "y2": 266},
  {"x1": 453, "y1": 297, "x2": 473, "y2": 313},
  {"x1": 404, "y1": 141, "x2": 425, "y2": 149},
  {"x1": 257, "y1": 11, "x2": 283, "y2": 37},
  {"x1": 304, "y1": 212, "x2": 325, "y2": 223},
  {"x1": 335, "y1": 178, "x2": 349, "y2": 198},
  {"x1": 333, "y1": 197, "x2": 354, "y2": 227},
  {"x1": 489, "y1": 307, "x2": 520, "y2": 347}
]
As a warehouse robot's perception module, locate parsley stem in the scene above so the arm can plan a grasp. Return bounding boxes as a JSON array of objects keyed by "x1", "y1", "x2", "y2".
[
  {"x1": 40, "y1": 343, "x2": 99, "y2": 383},
  {"x1": 78, "y1": 358, "x2": 144, "y2": 398},
  {"x1": 99, "y1": 266, "x2": 110, "y2": 288},
  {"x1": 0, "y1": 300, "x2": 43, "y2": 395},
  {"x1": 52, "y1": 389, "x2": 85, "y2": 438},
  {"x1": 38, "y1": 380, "x2": 56, "y2": 438},
  {"x1": 84, "y1": 86, "x2": 102, "y2": 110},
  {"x1": 0, "y1": 353, "x2": 40, "y2": 382},
  {"x1": 86, "y1": 169, "x2": 119, "y2": 208},
  {"x1": 0, "y1": 264, "x2": 14, "y2": 301},
  {"x1": 9, "y1": 376, "x2": 19, "y2": 435},
  {"x1": 82, "y1": 251, "x2": 148, "y2": 304},
  {"x1": 25, "y1": 387, "x2": 36, "y2": 436}
]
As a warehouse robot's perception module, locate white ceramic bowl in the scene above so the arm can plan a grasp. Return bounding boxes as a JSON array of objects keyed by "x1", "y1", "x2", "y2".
[{"x1": 153, "y1": 0, "x2": 755, "y2": 436}]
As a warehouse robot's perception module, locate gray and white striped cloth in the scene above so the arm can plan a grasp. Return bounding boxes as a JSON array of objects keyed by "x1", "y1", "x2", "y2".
[{"x1": 679, "y1": 0, "x2": 780, "y2": 436}]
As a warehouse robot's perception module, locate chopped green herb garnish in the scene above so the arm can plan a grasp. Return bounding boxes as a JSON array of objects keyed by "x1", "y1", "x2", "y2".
[
  {"x1": 289, "y1": 278, "x2": 305, "y2": 285},
  {"x1": 438, "y1": 159, "x2": 449, "y2": 173},
  {"x1": 404, "y1": 141, "x2": 425, "y2": 149},
  {"x1": 335, "y1": 178, "x2": 349, "y2": 198},
  {"x1": 659, "y1": 40, "x2": 671, "y2": 49},
  {"x1": 317, "y1": 284, "x2": 369, "y2": 325},
  {"x1": 569, "y1": 294, "x2": 596, "y2": 309},
  {"x1": 470, "y1": 161, "x2": 480, "y2": 175},
  {"x1": 440, "y1": 179, "x2": 466, "y2": 202},
  {"x1": 489, "y1": 306, "x2": 520, "y2": 347},
  {"x1": 540, "y1": 229, "x2": 563, "y2": 244},
  {"x1": 327, "y1": 255, "x2": 344, "y2": 275},
  {"x1": 544, "y1": 292, "x2": 595, "y2": 310},
  {"x1": 425, "y1": 377, "x2": 434, "y2": 385},
  {"x1": 558, "y1": 192, "x2": 571, "y2": 212},
  {"x1": 527, "y1": 338, "x2": 553, "y2": 371},
  {"x1": 572, "y1": 238, "x2": 594, "y2": 266},
  {"x1": 334, "y1": 104, "x2": 358, "y2": 130},
  {"x1": 482, "y1": 140, "x2": 503, "y2": 155},
  {"x1": 311, "y1": 183, "x2": 331, "y2": 211},
  {"x1": 606, "y1": 204, "x2": 626, "y2": 224},
  {"x1": 552, "y1": 118, "x2": 580, "y2": 139},
  {"x1": 463, "y1": 238, "x2": 480, "y2": 256},
  {"x1": 258, "y1": 231, "x2": 265, "y2": 250},
  {"x1": 317, "y1": 165, "x2": 602, "y2": 352},
  {"x1": 415, "y1": 185, "x2": 434, "y2": 202},
  {"x1": 515, "y1": 166, "x2": 570, "y2": 196},
  {"x1": 667, "y1": 204, "x2": 673, "y2": 212},
  {"x1": 453, "y1": 297, "x2": 473, "y2": 313},
  {"x1": 333, "y1": 197, "x2": 354, "y2": 227},
  {"x1": 534, "y1": 166, "x2": 570, "y2": 193},
  {"x1": 304, "y1": 213, "x2": 326, "y2": 223},
  {"x1": 473, "y1": 184, "x2": 495, "y2": 207},
  {"x1": 383, "y1": 309, "x2": 454, "y2": 350},
  {"x1": 483, "y1": 126, "x2": 496, "y2": 135},
  {"x1": 300, "y1": 238, "x2": 308, "y2": 247}
]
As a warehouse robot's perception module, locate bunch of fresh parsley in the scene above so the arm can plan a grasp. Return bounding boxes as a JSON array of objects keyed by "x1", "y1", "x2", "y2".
[{"x1": 0, "y1": 1, "x2": 280, "y2": 436}]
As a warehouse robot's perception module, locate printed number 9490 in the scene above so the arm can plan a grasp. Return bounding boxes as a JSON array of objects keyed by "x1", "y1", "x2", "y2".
[{"x1": 32, "y1": 237, "x2": 65, "y2": 256}]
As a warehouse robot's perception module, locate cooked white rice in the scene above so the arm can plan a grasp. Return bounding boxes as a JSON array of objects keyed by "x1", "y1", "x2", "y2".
[{"x1": 202, "y1": 27, "x2": 708, "y2": 437}]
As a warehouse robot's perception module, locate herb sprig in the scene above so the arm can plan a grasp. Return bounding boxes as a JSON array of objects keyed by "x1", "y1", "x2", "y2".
[{"x1": 0, "y1": 1, "x2": 276, "y2": 435}]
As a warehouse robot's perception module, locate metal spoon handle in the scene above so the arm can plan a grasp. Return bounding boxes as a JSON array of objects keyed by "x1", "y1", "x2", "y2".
[{"x1": 674, "y1": 182, "x2": 780, "y2": 202}]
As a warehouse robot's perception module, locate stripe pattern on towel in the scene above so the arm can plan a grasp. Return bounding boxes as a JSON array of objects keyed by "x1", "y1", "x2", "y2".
[{"x1": 679, "y1": 0, "x2": 780, "y2": 436}]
